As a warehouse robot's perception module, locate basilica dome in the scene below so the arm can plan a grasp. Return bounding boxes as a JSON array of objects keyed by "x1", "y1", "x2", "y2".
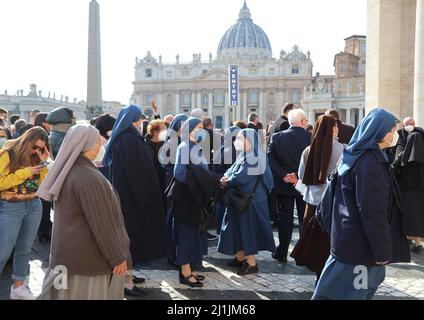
[{"x1": 217, "y1": 1, "x2": 273, "y2": 60}]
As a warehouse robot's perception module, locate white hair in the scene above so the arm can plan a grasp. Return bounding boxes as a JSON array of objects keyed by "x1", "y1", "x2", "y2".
[
  {"x1": 288, "y1": 109, "x2": 306, "y2": 126},
  {"x1": 191, "y1": 108, "x2": 204, "y2": 119}
]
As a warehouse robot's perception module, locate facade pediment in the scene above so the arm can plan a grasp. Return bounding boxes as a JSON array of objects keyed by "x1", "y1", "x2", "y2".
[{"x1": 199, "y1": 68, "x2": 228, "y2": 80}]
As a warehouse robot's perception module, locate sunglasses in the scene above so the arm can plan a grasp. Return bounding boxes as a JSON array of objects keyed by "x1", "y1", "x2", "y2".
[{"x1": 32, "y1": 145, "x2": 46, "y2": 153}]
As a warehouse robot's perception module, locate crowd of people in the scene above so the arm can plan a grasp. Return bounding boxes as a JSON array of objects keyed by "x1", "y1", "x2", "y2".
[{"x1": 0, "y1": 100, "x2": 423, "y2": 300}]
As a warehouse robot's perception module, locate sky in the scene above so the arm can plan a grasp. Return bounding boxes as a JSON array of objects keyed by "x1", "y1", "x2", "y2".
[{"x1": 0, "y1": 0, "x2": 367, "y2": 104}]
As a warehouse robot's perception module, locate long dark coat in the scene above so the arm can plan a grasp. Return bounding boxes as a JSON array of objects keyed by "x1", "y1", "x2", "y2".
[{"x1": 109, "y1": 126, "x2": 169, "y2": 264}]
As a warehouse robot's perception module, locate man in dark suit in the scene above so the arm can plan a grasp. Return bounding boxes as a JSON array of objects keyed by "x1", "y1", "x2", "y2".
[
  {"x1": 268, "y1": 109, "x2": 312, "y2": 263},
  {"x1": 267, "y1": 103, "x2": 297, "y2": 140},
  {"x1": 247, "y1": 112, "x2": 259, "y2": 131},
  {"x1": 325, "y1": 109, "x2": 355, "y2": 145},
  {"x1": 396, "y1": 117, "x2": 424, "y2": 157}
]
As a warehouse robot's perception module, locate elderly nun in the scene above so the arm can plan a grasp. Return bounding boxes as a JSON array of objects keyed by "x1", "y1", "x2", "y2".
[{"x1": 37, "y1": 124, "x2": 131, "y2": 300}]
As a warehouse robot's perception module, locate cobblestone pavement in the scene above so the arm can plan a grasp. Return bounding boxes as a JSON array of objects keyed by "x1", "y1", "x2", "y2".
[{"x1": 1, "y1": 230, "x2": 424, "y2": 300}]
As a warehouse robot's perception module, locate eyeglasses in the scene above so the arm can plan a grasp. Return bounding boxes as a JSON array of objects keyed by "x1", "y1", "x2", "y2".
[{"x1": 32, "y1": 145, "x2": 46, "y2": 153}]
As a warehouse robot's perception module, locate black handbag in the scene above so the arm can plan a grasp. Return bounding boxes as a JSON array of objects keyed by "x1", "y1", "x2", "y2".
[
  {"x1": 315, "y1": 169, "x2": 339, "y2": 235},
  {"x1": 223, "y1": 176, "x2": 261, "y2": 214}
]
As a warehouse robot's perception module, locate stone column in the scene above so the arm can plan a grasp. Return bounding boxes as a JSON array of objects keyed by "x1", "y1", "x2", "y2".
[
  {"x1": 308, "y1": 108, "x2": 315, "y2": 125},
  {"x1": 175, "y1": 92, "x2": 180, "y2": 115},
  {"x1": 259, "y1": 90, "x2": 265, "y2": 124},
  {"x1": 243, "y1": 91, "x2": 248, "y2": 122},
  {"x1": 191, "y1": 91, "x2": 196, "y2": 110},
  {"x1": 208, "y1": 91, "x2": 213, "y2": 120},
  {"x1": 414, "y1": 0, "x2": 424, "y2": 126},
  {"x1": 366, "y1": 0, "x2": 416, "y2": 119},
  {"x1": 346, "y1": 108, "x2": 351, "y2": 125},
  {"x1": 156, "y1": 93, "x2": 163, "y2": 115},
  {"x1": 224, "y1": 93, "x2": 230, "y2": 128},
  {"x1": 358, "y1": 107, "x2": 364, "y2": 123},
  {"x1": 197, "y1": 91, "x2": 202, "y2": 111}
]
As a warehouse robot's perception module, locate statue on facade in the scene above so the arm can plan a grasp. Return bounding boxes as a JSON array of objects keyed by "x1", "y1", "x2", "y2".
[
  {"x1": 135, "y1": 56, "x2": 138, "y2": 64},
  {"x1": 307, "y1": 51, "x2": 311, "y2": 59},
  {"x1": 176, "y1": 54, "x2": 180, "y2": 64},
  {"x1": 48, "y1": 91, "x2": 51, "y2": 98},
  {"x1": 4, "y1": 90, "x2": 7, "y2": 96},
  {"x1": 159, "y1": 55, "x2": 162, "y2": 64},
  {"x1": 29, "y1": 84, "x2": 37, "y2": 97},
  {"x1": 209, "y1": 52, "x2": 212, "y2": 62},
  {"x1": 38, "y1": 90, "x2": 42, "y2": 98},
  {"x1": 53, "y1": 93, "x2": 56, "y2": 100},
  {"x1": 280, "y1": 50, "x2": 286, "y2": 59},
  {"x1": 358, "y1": 80, "x2": 364, "y2": 92},
  {"x1": 60, "y1": 95, "x2": 63, "y2": 102}
]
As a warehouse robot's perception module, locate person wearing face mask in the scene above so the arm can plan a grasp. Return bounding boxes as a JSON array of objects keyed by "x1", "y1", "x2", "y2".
[
  {"x1": 212, "y1": 126, "x2": 241, "y2": 235},
  {"x1": 37, "y1": 125, "x2": 131, "y2": 300},
  {"x1": 46, "y1": 107, "x2": 76, "y2": 160},
  {"x1": 218, "y1": 129, "x2": 276, "y2": 276},
  {"x1": 103, "y1": 105, "x2": 169, "y2": 297},
  {"x1": 395, "y1": 117, "x2": 424, "y2": 157},
  {"x1": 167, "y1": 117, "x2": 217, "y2": 288},
  {"x1": 291, "y1": 115, "x2": 344, "y2": 284},
  {"x1": 94, "y1": 114, "x2": 116, "y2": 181},
  {"x1": 393, "y1": 127, "x2": 424, "y2": 254},
  {"x1": 312, "y1": 108, "x2": 411, "y2": 300},
  {"x1": 145, "y1": 120, "x2": 168, "y2": 204}
]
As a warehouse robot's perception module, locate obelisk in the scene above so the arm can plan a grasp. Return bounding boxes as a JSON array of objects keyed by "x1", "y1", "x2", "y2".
[{"x1": 87, "y1": 0, "x2": 102, "y2": 112}]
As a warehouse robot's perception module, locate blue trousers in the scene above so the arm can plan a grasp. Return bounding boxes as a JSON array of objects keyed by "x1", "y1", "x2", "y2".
[{"x1": 0, "y1": 199, "x2": 42, "y2": 281}]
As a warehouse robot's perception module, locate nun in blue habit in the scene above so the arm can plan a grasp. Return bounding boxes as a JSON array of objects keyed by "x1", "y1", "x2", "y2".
[
  {"x1": 159, "y1": 114, "x2": 189, "y2": 266},
  {"x1": 171, "y1": 117, "x2": 212, "y2": 288},
  {"x1": 160, "y1": 114, "x2": 190, "y2": 187},
  {"x1": 218, "y1": 128, "x2": 276, "y2": 276},
  {"x1": 313, "y1": 108, "x2": 410, "y2": 300},
  {"x1": 103, "y1": 105, "x2": 169, "y2": 265},
  {"x1": 212, "y1": 126, "x2": 241, "y2": 235}
]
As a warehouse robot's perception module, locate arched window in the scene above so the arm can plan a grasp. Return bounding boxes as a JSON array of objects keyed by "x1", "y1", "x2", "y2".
[{"x1": 292, "y1": 65, "x2": 299, "y2": 74}]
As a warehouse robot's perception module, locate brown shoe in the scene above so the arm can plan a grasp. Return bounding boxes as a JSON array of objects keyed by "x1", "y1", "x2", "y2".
[{"x1": 237, "y1": 262, "x2": 258, "y2": 276}]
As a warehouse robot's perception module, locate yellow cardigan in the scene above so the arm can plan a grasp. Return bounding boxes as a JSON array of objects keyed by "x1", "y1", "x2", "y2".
[{"x1": 0, "y1": 152, "x2": 48, "y2": 192}]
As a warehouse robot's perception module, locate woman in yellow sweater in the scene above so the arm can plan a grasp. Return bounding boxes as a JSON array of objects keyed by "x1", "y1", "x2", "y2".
[{"x1": 0, "y1": 127, "x2": 50, "y2": 300}]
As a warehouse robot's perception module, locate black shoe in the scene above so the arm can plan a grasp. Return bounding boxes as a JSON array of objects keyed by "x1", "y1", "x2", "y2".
[
  {"x1": 412, "y1": 245, "x2": 424, "y2": 254},
  {"x1": 237, "y1": 262, "x2": 258, "y2": 276},
  {"x1": 227, "y1": 258, "x2": 245, "y2": 268},
  {"x1": 132, "y1": 275, "x2": 146, "y2": 284},
  {"x1": 192, "y1": 274, "x2": 205, "y2": 281},
  {"x1": 179, "y1": 272, "x2": 204, "y2": 288},
  {"x1": 124, "y1": 286, "x2": 145, "y2": 297},
  {"x1": 272, "y1": 253, "x2": 288, "y2": 264},
  {"x1": 207, "y1": 232, "x2": 218, "y2": 241}
]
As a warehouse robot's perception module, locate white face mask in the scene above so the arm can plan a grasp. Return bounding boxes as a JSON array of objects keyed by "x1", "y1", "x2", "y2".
[
  {"x1": 405, "y1": 125, "x2": 415, "y2": 133},
  {"x1": 385, "y1": 131, "x2": 399, "y2": 148},
  {"x1": 158, "y1": 130, "x2": 167, "y2": 142},
  {"x1": 106, "y1": 130, "x2": 112, "y2": 138},
  {"x1": 234, "y1": 139, "x2": 245, "y2": 151}
]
